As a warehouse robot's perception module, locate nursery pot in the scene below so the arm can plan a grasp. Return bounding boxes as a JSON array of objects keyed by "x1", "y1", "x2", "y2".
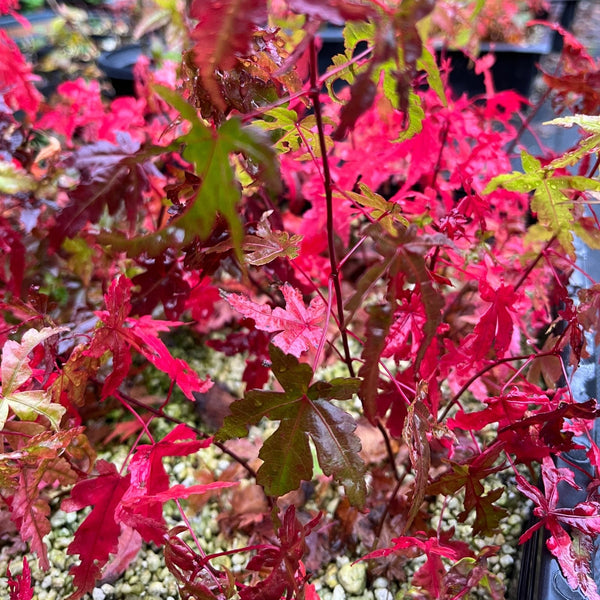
[
  {"x1": 97, "y1": 43, "x2": 143, "y2": 97},
  {"x1": 551, "y1": 0, "x2": 581, "y2": 50},
  {"x1": 0, "y1": 9, "x2": 56, "y2": 46},
  {"x1": 318, "y1": 24, "x2": 552, "y2": 99},
  {"x1": 439, "y1": 26, "x2": 554, "y2": 99}
]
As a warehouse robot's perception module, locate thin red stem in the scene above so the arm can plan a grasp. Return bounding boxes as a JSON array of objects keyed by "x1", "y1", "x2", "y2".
[
  {"x1": 308, "y1": 37, "x2": 355, "y2": 377},
  {"x1": 438, "y1": 351, "x2": 558, "y2": 422}
]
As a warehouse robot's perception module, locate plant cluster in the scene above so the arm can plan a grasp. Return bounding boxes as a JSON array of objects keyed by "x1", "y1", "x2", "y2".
[{"x1": 2, "y1": 1, "x2": 600, "y2": 599}]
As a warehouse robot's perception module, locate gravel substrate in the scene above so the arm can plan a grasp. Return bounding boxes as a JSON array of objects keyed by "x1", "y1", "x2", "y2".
[{"x1": 0, "y1": 382, "x2": 534, "y2": 600}]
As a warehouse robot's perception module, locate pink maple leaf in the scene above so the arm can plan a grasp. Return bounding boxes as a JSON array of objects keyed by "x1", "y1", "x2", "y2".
[
  {"x1": 0, "y1": 31, "x2": 41, "y2": 118},
  {"x1": 0, "y1": 0, "x2": 20, "y2": 14},
  {"x1": 226, "y1": 283, "x2": 326, "y2": 358}
]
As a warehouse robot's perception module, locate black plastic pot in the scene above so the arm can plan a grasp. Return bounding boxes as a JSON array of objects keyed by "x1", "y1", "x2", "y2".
[
  {"x1": 97, "y1": 44, "x2": 143, "y2": 97},
  {"x1": 439, "y1": 23, "x2": 555, "y2": 98},
  {"x1": 551, "y1": 0, "x2": 580, "y2": 51},
  {"x1": 0, "y1": 9, "x2": 56, "y2": 46},
  {"x1": 319, "y1": 24, "x2": 552, "y2": 99},
  {"x1": 443, "y1": 47, "x2": 545, "y2": 98}
]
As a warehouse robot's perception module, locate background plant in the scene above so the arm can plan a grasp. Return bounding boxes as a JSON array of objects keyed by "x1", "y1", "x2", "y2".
[{"x1": 2, "y1": 1, "x2": 600, "y2": 599}]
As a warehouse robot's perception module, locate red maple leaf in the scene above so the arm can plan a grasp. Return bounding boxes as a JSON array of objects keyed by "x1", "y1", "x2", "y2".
[
  {"x1": 7, "y1": 557, "x2": 33, "y2": 600},
  {"x1": 428, "y1": 443, "x2": 508, "y2": 536},
  {"x1": 63, "y1": 426, "x2": 236, "y2": 599},
  {"x1": 226, "y1": 283, "x2": 326, "y2": 358},
  {"x1": 0, "y1": 31, "x2": 41, "y2": 118},
  {"x1": 465, "y1": 279, "x2": 518, "y2": 360},
  {"x1": 449, "y1": 386, "x2": 549, "y2": 432},
  {"x1": 498, "y1": 398, "x2": 600, "y2": 458},
  {"x1": 62, "y1": 460, "x2": 131, "y2": 600},
  {"x1": 518, "y1": 457, "x2": 600, "y2": 600},
  {"x1": 85, "y1": 275, "x2": 211, "y2": 400},
  {"x1": 117, "y1": 424, "x2": 235, "y2": 544},
  {"x1": 240, "y1": 506, "x2": 321, "y2": 600},
  {"x1": 382, "y1": 292, "x2": 426, "y2": 362},
  {"x1": 131, "y1": 250, "x2": 190, "y2": 320},
  {"x1": 363, "y1": 531, "x2": 472, "y2": 599}
]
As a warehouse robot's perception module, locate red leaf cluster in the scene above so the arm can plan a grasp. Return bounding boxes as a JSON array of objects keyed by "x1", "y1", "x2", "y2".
[
  {"x1": 240, "y1": 506, "x2": 321, "y2": 600},
  {"x1": 7, "y1": 557, "x2": 33, "y2": 600},
  {"x1": 518, "y1": 458, "x2": 600, "y2": 600},
  {"x1": 62, "y1": 425, "x2": 236, "y2": 599},
  {"x1": 85, "y1": 275, "x2": 211, "y2": 400}
]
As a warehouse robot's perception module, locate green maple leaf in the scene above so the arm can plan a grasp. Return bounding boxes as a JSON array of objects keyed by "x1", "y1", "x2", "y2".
[
  {"x1": 216, "y1": 346, "x2": 367, "y2": 506},
  {"x1": 102, "y1": 87, "x2": 279, "y2": 259},
  {"x1": 484, "y1": 150, "x2": 600, "y2": 257},
  {"x1": 162, "y1": 86, "x2": 278, "y2": 255},
  {"x1": 345, "y1": 182, "x2": 408, "y2": 237},
  {"x1": 544, "y1": 115, "x2": 600, "y2": 169}
]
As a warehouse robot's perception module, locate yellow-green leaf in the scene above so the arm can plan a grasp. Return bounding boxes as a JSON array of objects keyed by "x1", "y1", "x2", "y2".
[
  {"x1": 1, "y1": 390, "x2": 65, "y2": 431},
  {"x1": 544, "y1": 115, "x2": 600, "y2": 168},
  {"x1": 0, "y1": 161, "x2": 37, "y2": 195},
  {"x1": 396, "y1": 91, "x2": 425, "y2": 142},
  {"x1": 345, "y1": 182, "x2": 407, "y2": 236}
]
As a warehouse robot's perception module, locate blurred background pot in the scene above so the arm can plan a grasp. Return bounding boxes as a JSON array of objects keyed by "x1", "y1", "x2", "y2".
[{"x1": 97, "y1": 43, "x2": 144, "y2": 97}]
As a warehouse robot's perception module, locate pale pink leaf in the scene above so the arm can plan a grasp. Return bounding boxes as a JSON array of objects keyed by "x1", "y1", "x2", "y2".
[{"x1": 226, "y1": 283, "x2": 326, "y2": 357}]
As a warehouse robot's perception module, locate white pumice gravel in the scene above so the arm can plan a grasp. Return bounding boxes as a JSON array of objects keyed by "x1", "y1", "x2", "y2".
[{"x1": 0, "y1": 344, "x2": 536, "y2": 600}]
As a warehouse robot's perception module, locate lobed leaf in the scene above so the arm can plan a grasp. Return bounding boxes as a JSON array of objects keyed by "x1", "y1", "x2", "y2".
[
  {"x1": 226, "y1": 283, "x2": 326, "y2": 358},
  {"x1": 218, "y1": 347, "x2": 366, "y2": 505},
  {"x1": 257, "y1": 408, "x2": 313, "y2": 496},
  {"x1": 242, "y1": 212, "x2": 302, "y2": 265},
  {"x1": 145, "y1": 87, "x2": 280, "y2": 259},
  {"x1": 345, "y1": 182, "x2": 408, "y2": 236},
  {"x1": 544, "y1": 115, "x2": 600, "y2": 168},
  {"x1": 485, "y1": 150, "x2": 600, "y2": 257},
  {"x1": 49, "y1": 134, "x2": 160, "y2": 249},
  {"x1": 0, "y1": 327, "x2": 68, "y2": 430},
  {"x1": 63, "y1": 461, "x2": 131, "y2": 600}
]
